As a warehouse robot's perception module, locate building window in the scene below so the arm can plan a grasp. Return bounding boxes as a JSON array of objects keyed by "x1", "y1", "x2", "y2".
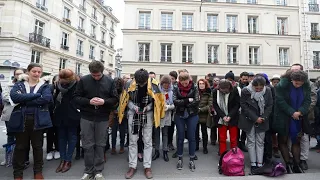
[
  {"x1": 103, "y1": 15, "x2": 106, "y2": 26},
  {"x1": 226, "y1": 0, "x2": 237, "y2": 2},
  {"x1": 249, "y1": 46, "x2": 259, "y2": 65},
  {"x1": 61, "y1": 32, "x2": 69, "y2": 50},
  {"x1": 139, "y1": 12, "x2": 151, "y2": 29},
  {"x1": 64, "y1": 7, "x2": 70, "y2": 19},
  {"x1": 79, "y1": 17, "x2": 84, "y2": 29},
  {"x1": 91, "y1": 25, "x2": 96, "y2": 38},
  {"x1": 37, "y1": 0, "x2": 46, "y2": 6},
  {"x1": 160, "y1": 43, "x2": 172, "y2": 62},
  {"x1": 34, "y1": 20, "x2": 44, "y2": 35},
  {"x1": 313, "y1": 51, "x2": 320, "y2": 69},
  {"x1": 277, "y1": 18, "x2": 288, "y2": 35},
  {"x1": 311, "y1": 23, "x2": 319, "y2": 40},
  {"x1": 31, "y1": 50, "x2": 41, "y2": 63},
  {"x1": 247, "y1": 0, "x2": 257, "y2": 4},
  {"x1": 110, "y1": 37, "x2": 114, "y2": 46},
  {"x1": 182, "y1": 13, "x2": 193, "y2": 31},
  {"x1": 227, "y1": 45, "x2": 238, "y2": 64},
  {"x1": 182, "y1": 44, "x2": 193, "y2": 63},
  {"x1": 100, "y1": 50, "x2": 104, "y2": 61},
  {"x1": 277, "y1": 0, "x2": 287, "y2": 6},
  {"x1": 111, "y1": 21, "x2": 115, "y2": 32},
  {"x1": 36, "y1": 0, "x2": 47, "y2": 11},
  {"x1": 59, "y1": 58, "x2": 67, "y2": 70},
  {"x1": 226, "y1": 15, "x2": 237, "y2": 33},
  {"x1": 279, "y1": 48, "x2": 289, "y2": 66},
  {"x1": 76, "y1": 63, "x2": 81, "y2": 74},
  {"x1": 207, "y1": 14, "x2": 218, "y2": 32},
  {"x1": 109, "y1": 54, "x2": 113, "y2": 64},
  {"x1": 309, "y1": 0, "x2": 319, "y2": 12},
  {"x1": 161, "y1": 13, "x2": 173, "y2": 30},
  {"x1": 92, "y1": 7, "x2": 97, "y2": 19},
  {"x1": 248, "y1": 16, "x2": 258, "y2": 33},
  {"x1": 208, "y1": 45, "x2": 218, "y2": 64},
  {"x1": 207, "y1": 0, "x2": 217, "y2": 2},
  {"x1": 101, "y1": 31, "x2": 105, "y2": 43},
  {"x1": 138, "y1": 43, "x2": 150, "y2": 62},
  {"x1": 89, "y1": 45, "x2": 95, "y2": 59},
  {"x1": 77, "y1": 40, "x2": 83, "y2": 56}
]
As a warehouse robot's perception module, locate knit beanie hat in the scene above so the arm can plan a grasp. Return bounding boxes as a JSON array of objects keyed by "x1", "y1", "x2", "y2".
[{"x1": 225, "y1": 71, "x2": 235, "y2": 81}]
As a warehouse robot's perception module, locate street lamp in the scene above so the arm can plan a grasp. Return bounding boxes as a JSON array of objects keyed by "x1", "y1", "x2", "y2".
[{"x1": 115, "y1": 53, "x2": 122, "y2": 77}]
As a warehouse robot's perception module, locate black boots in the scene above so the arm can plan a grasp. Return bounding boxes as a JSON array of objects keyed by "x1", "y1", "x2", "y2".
[
  {"x1": 189, "y1": 157, "x2": 196, "y2": 172},
  {"x1": 152, "y1": 150, "x2": 160, "y2": 161},
  {"x1": 163, "y1": 151, "x2": 169, "y2": 162},
  {"x1": 203, "y1": 147, "x2": 208, "y2": 154},
  {"x1": 286, "y1": 163, "x2": 293, "y2": 174}
]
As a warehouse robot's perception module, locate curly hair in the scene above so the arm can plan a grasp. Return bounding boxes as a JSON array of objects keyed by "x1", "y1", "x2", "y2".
[
  {"x1": 282, "y1": 70, "x2": 308, "y2": 82},
  {"x1": 197, "y1": 78, "x2": 210, "y2": 89},
  {"x1": 134, "y1": 68, "x2": 149, "y2": 85}
]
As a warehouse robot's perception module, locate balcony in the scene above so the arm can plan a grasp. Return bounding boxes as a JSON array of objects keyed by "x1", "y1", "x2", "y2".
[
  {"x1": 61, "y1": 44, "x2": 69, "y2": 50},
  {"x1": 101, "y1": 40, "x2": 106, "y2": 44},
  {"x1": 311, "y1": 31, "x2": 320, "y2": 40},
  {"x1": 226, "y1": 0, "x2": 237, "y2": 3},
  {"x1": 182, "y1": 27, "x2": 193, "y2": 31},
  {"x1": 100, "y1": 59, "x2": 105, "y2": 64},
  {"x1": 110, "y1": 28, "x2": 114, "y2": 33},
  {"x1": 90, "y1": 34, "x2": 96, "y2": 39},
  {"x1": 76, "y1": 50, "x2": 83, "y2": 56},
  {"x1": 102, "y1": 22, "x2": 106, "y2": 26},
  {"x1": 278, "y1": 31, "x2": 288, "y2": 35},
  {"x1": 208, "y1": 59, "x2": 219, "y2": 64},
  {"x1": 89, "y1": 55, "x2": 95, "y2": 60},
  {"x1": 207, "y1": 28, "x2": 218, "y2": 32},
  {"x1": 309, "y1": 4, "x2": 319, "y2": 12},
  {"x1": 92, "y1": 14, "x2": 97, "y2": 20},
  {"x1": 36, "y1": 3, "x2": 48, "y2": 12},
  {"x1": 78, "y1": 26, "x2": 85, "y2": 33},
  {"x1": 63, "y1": 18, "x2": 71, "y2": 25},
  {"x1": 79, "y1": 5, "x2": 86, "y2": 12},
  {"x1": 29, "y1": 33, "x2": 50, "y2": 48},
  {"x1": 227, "y1": 28, "x2": 238, "y2": 33},
  {"x1": 313, "y1": 59, "x2": 320, "y2": 69},
  {"x1": 138, "y1": 26, "x2": 150, "y2": 30},
  {"x1": 110, "y1": 44, "x2": 114, "y2": 49},
  {"x1": 160, "y1": 57, "x2": 172, "y2": 62}
]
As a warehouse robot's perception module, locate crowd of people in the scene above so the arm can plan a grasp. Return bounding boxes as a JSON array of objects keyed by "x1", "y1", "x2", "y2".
[{"x1": 0, "y1": 61, "x2": 319, "y2": 180}]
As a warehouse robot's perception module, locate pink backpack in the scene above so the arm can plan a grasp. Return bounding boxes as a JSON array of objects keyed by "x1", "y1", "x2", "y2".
[{"x1": 218, "y1": 147, "x2": 245, "y2": 176}]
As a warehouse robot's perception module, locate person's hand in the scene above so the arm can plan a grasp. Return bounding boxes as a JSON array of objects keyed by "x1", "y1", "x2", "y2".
[
  {"x1": 292, "y1": 112, "x2": 301, "y2": 120},
  {"x1": 226, "y1": 117, "x2": 231, "y2": 122},
  {"x1": 90, "y1": 98, "x2": 99, "y2": 105},
  {"x1": 256, "y1": 117, "x2": 264, "y2": 124},
  {"x1": 143, "y1": 107, "x2": 148, "y2": 113},
  {"x1": 94, "y1": 98, "x2": 105, "y2": 106},
  {"x1": 189, "y1": 98, "x2": 194, "y2": 102},
  {"x1": 164, "y1": 105, "x2": 169, "y2": 111},
  {"x1": 223, "y1": 116, "x2": 228, "y2": 122},
  {"x1": 133, "y1": 106, "x2": 139, "y2": 114}
]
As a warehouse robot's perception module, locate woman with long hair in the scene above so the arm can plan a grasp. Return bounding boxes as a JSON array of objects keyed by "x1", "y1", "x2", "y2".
[
  {"x1": 195, "y1": 79, "x2": 212, "y2": 154},
  {"x1": 173, "y1": 71, "x2": 199, "y2": 171},
  {"x1": 54, "y1": 69, "x2": 81, "y2": 173},
  {"x1": 9, "y1": 63, "x2": 53, "y2": 180},
  {"x1": 273, "y1": 70, "x2": 311, "y2": 173},
  {"x1": 238, "y1": 76, "x2": 273, "y2": 173}
]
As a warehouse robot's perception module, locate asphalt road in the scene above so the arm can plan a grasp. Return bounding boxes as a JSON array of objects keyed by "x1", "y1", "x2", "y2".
[{"x1": 0, "y1": 121, "x2": 319, "y2": 179}]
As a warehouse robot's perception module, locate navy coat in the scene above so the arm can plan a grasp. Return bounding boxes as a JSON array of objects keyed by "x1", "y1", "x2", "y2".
[{"x1": 8, "y1": 80, "x2": 53, "y2": 132}]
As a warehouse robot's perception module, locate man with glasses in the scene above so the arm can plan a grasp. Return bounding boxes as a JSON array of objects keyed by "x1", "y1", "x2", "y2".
[{"x1": 74, "y1": 61, "x2": 118, "y2": 180}]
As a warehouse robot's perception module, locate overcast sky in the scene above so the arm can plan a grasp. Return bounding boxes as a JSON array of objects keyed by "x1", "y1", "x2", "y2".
[{"x1": 106, "y1": 0, "x2": 125, "y2": 49}]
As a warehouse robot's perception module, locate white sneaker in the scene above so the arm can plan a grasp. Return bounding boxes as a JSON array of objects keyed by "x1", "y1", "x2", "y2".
[
  {"x1": 184, "y1": 139, "x2": 188, "y2": 144},
  {"x1": 81, "y1": 173, "x2": 92, "y2": 180},
  {"x1": 54, "y1": 151, "x2": 60, "y2": 160},
  {"x1": 0, "y1": 160, "x2": 6, "y2": 166},
  {"x1": 46, "y1": 151, "x2": 53, "y2": 161},
  {"x1": 94, "y1": 173, "x2": 105, "y2": 180}
]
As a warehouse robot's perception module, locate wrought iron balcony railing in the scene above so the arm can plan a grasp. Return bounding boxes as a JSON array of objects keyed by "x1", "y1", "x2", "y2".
[{"x1": 29, "y1": 33, "x2": 50, "y2": 48}]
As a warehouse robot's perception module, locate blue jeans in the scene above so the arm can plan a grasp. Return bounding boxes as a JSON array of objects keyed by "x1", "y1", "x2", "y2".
[
  {"x1": 112, "y1": 115, "x2": 126, "y2": 148},
  {"x1": 317, "y1": 135, "x2": 320, "y2": 145},
  {"x1": 58, "y1": 127, "x2": 77, "y2": 162},
  {"x1": 175, "y1": 115, "x2": 198, "y2": 158}
]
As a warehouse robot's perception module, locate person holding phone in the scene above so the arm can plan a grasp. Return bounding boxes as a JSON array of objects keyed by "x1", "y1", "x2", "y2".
[{"x1": 238, "y1": 76, "x2": 273, "y2": 174}]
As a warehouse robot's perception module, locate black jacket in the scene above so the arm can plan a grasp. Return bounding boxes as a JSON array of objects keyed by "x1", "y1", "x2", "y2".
[
  {"x1": 212, "y1": 88, "x2": 240, "y2": 127},
  {"x1": 173, "y1": 83, "x2": 200, "y2": 117},
  {"x1": 54, "y1": 82, "x2": 81, "y2": 127},
  {"x1": 73, "y1": 74, "x2": 118, "y2": 121}
]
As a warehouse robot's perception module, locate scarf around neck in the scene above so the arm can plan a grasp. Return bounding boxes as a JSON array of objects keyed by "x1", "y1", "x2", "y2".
[
  {"x1": 217, "y1": 90, "x2": 229, "y2": 126},
  {"x1": 160, "y1": 84, "x2": 173, "y2": 105},
  {"x1": 245, "y1": 83, "x2": 266, "y2": 115},
  {"x1": 289, "y1": 84, "x2": 304, "y2": 144},
  {"x1": 178, "y1": 81, "x2": 193, "y2": 97},
  {"x1": 56, "y1": 81, "x2": 76, "y2": 103}
]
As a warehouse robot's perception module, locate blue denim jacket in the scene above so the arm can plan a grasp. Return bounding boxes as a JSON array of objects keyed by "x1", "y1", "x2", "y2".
[{"x1": 7, "y1": 80, "x2": 53, "y2": 132}]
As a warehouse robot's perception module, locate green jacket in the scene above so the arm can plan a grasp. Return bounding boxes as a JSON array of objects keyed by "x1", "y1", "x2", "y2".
[{"x1": 272, "y1": 77, "x2": 311, "y2": 136}]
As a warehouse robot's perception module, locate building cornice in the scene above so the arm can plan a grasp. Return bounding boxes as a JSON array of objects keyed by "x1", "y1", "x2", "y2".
[
  {"x1": 122, "y1": 29, "x2": 301, "y2": 39},
  {"x1": 91, "y1": 0, "x2": 120, "y2": 23},
  {"x1": 124, "y1": 0, "x2": 299, "y2": 10}
]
